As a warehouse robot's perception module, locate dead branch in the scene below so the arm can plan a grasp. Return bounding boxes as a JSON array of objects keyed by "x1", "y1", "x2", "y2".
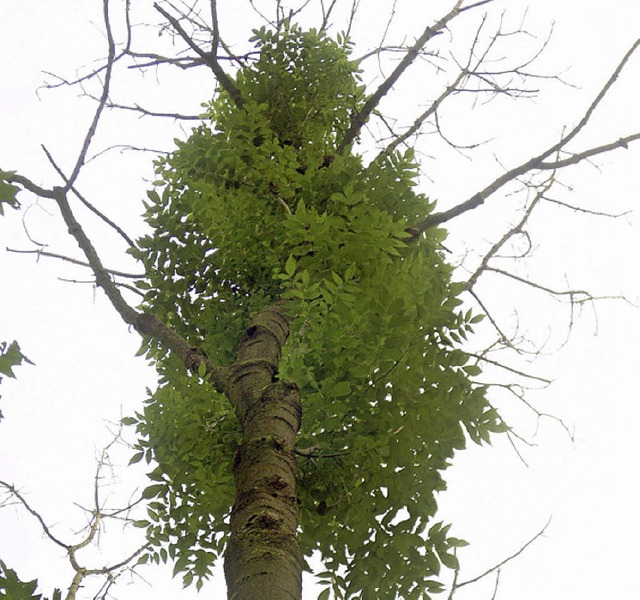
[
  {"x1": 63, "y1": 0, "x2": 117, "y2": 192},
  {"x1": 47, "y1": 184, "x2": 231, "y2": 395},
  {"x1": 464, "y1": 176, "x2": 553, "y2": 291},
  {"x1": 485, "y1": 267, "x2": 625, "y2": 305},
  {"x1": 337, "y1": 0, "x2": 494, "y2": 154},
  {"x1": 543, "y1": 195, "x2": 630, "y2": 218},
  {"x1": 103, "y1": 100, "x2": 203, "y2": 120},
  {"x1": 452, "y1": 517, "x2": 552, "y2": 592},
  {"x1": 0, "y1": 480, "x2": 69, "y2": 552},
  {"x1": 320, "y1": 0, "x2": 341, "y2": 31},
  {"x1": 0, "y1": 432, "x2": 150, "y2": 600},
  {"x1": 87, "y1": 144, "x2": 170, "y2": 164},
  {"x1": 373, "y1": 7, "x2": 558, "y2": 160},
  {"x1": 413, "y1": 37, "x2": 640, "y2": 233},
  {"x1": 153, "y1": 2, "x2": 244, "y2": 107}
]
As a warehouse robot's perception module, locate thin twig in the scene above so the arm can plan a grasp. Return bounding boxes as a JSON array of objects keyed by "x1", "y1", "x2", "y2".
[
  {"x1": 5, "y1": 248, "x2": 145, "y2": 279},
  {"x1": 65, "y1": 0, "x2": 117, "y2": 191},
  {"x1": 455, "y1": 517, "x2": 552, "y2": 589}
]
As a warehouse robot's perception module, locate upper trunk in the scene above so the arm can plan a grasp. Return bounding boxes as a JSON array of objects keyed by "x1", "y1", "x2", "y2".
[{"x1": 223, "y1": 303, "x2": 303, "y2": 600}]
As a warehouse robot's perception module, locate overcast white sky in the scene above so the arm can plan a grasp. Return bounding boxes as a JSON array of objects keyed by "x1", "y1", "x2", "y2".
[{"x1": 1, "y1": 1, "x2": 639, "y2": 599}]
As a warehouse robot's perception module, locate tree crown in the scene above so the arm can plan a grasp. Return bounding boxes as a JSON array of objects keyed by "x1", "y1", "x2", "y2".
[{"x1": 128, "y1": 23, "x2": 503, "y2": 598}]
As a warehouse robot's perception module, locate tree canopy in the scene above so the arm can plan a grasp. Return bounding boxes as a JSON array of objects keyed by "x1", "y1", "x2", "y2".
[{"x1": 1, "y1": 2, "x2": 639, "y2": 599}]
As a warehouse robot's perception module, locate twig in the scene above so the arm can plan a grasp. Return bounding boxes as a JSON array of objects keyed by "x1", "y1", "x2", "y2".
[
  {"x1": 5, "y1": 248, "x2": 145, "y2": 279},
  {"x1": 467, "y1": 352, "x2": 551, "y2": 384},
  {"x1": 65, "y1": 0, "x2": 117, "y2": 191},
  {"x1": 0, "y1": 480, "x2": 69, "y2": 551},
  {"x1": 103, "y1": 100, "x2": 202, "y2": 120},
  {"x1": 454, "y1": 517, "x2": 552, "y2": 589}
]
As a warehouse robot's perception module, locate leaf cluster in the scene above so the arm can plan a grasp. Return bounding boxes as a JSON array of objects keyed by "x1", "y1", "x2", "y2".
[
  {"x1": 125, "y1": 358, "x2": 239, "y2": 588},
  {"x1": 0, "y1": 171, "x2": 20, "y2": 215},
  {"x1": 0, "y1": 341, "x2": 33, "y2": 422}
]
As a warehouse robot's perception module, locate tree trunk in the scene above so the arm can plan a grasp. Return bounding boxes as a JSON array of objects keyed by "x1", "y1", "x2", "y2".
[{"x1": 223, "y1": 304, "x2": 303, "y2": 600}]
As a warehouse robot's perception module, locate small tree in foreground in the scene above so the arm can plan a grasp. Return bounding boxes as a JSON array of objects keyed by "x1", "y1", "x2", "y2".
[{"x1": 1, "y1": 1, "x2": 638, "y2": 598}]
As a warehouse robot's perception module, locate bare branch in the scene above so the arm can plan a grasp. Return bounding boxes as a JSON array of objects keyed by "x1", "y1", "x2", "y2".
[
  {"x1": 543, "y1": 195, "x2": 630, "y2": 218},
  {"x1": 411, "y1": 37, "x2": 640, "y2": 233},
  {"x1": 3, "y1": 172, "x2": 57, "y2": 199},
  {"x1": 103, "y1": 100, "x2": 202, "y2": 120},
  {"x1": 65, "y1": 0, "x2": 118, "y2": 191},
  {"x1": 41, "y1": 145, "x2": 137, "y2": 248},
  {"x1": 485, "y1": 267, "x2": 625, "y2": 304},
  {"x1": 0, "y1": 480, "x2": 69, "y2": 551},
  {"x1": 48, "y1": 186, "x2": 231, "y2": 395},
  {"x1": 210, "y1": 0, "x2": 220, "y2": 55},
  {"x1": 153, "y1": 2, "x2": 244, "y2": 108},
  {"x1": 337, "y1": 0, "x2": 494, "y2": 154},
  {"x1": 376, "y1": 68, "x2": 467, "y2": 160},
  {"x1": 87, "y1": 144, "x2": 170, "y2": 164},
  {"x1": 454, "y1": 517, "x2": 552, "y2": 589},
  {"x1": 464, "y1": 176, "x2": 553, "y2": 291},
  {"x1": 467, "y1": 289, "x2": 538, "y2": 357},
  {"x1": 320, "y1": 0, "x2": 341, "y2": 31},
  {"x1": 538, "y1": 134, "x2": 640, "y2": 169},
  {"x1": 1, "y1": 430, "x2": 153, "y2": 600}
]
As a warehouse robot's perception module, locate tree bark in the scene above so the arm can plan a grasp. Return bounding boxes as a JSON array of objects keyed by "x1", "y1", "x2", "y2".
[{"x1": 224, "y1": 303, "x2": 303, "y2": 600}]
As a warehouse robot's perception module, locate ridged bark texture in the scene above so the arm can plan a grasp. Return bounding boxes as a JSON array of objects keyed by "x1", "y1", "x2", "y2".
[{"x1": 224, "y1": 304, "x2": 304, "y2": 600}]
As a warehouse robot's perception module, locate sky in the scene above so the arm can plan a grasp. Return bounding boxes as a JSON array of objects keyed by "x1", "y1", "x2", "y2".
[{"x1": 1, "y1": 1, "x2": 639, "y2": 599}]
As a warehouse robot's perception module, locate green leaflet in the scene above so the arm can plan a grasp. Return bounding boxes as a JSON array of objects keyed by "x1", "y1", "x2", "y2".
[
  {"x1": 127, "y1": 22, "x2": 506, "y2": 598},
  {"x1": 0, "y1": 341, "x2": 33, "y2": 379},
  {"x1": 0, "y1": 171, "x2": 20, "y2": 215},
  {"x1": 0, "y1": 560, "x2": 61, "y2": 600}
]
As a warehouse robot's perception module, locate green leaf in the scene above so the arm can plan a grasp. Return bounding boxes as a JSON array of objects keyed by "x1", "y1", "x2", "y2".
[
  {"x1": 0, "y1": 341, "x2": 33, "y2": 378},
  {"x1": 0, "y1": 560, "x2": 49, "y2": 600},
  {"x1": 133, "y1": 520, "x2": 150, "y2": 528},
  {"x1": 463, "y1": 364, "x2": 482, "y2": 377},
  {"x1": 129, "y1": 24, "x2": 507, "y2": 600},
  {"x1": 285, "y1": 254, "x2": 297, "y2": 277},
  {"x1": 331, "y1": 381, "x2": 352, "y2": 397},
  {"x1": 129, "y1": 451, "x2": 144, "y2": 465},
  {"x1": 439, "y1": 551, "x2": 459, "y2": 570},
  {"x1": 317, "y1": 588, "x2": 331, "y2": 600},
  {"x1": 142, "y1": 484, "x2": 166, "y2": 499},
  {"x1": 0, "y1": 171, "x2": 20, "y2": 215},
  {"x1": 197, "y1": 360, "x2": 207, "y2": 378}
]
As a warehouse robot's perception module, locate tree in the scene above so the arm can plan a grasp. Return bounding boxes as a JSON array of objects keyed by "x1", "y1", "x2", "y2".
[{"x1": 1, "y1": 1, "x2": 638, "y2": 599}]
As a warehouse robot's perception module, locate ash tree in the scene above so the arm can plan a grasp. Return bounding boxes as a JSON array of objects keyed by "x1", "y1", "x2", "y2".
[{"x1": 1, "y1": 1, "x2": 638, "y2": 599}]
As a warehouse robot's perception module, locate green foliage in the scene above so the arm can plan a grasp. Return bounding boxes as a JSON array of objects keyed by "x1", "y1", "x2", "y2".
[
  {"x1": 127, "y1": 22, "x2": 507, "y2": 598},
  {"x1": 0, "y1": 341, "x2": 33, "y2": 422},
  {"x1": 0, "y1": 171, "x2": 20, "y2": 215},
  {"x1": 0, "y1": 560, "x2": 61, "y2": 600},
  {"x1": 126, "y1": 356, "x2": 239, "y2": 587},
  {"x1": 0, "y1": 341, "x2": 32, "y2": 379}
]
